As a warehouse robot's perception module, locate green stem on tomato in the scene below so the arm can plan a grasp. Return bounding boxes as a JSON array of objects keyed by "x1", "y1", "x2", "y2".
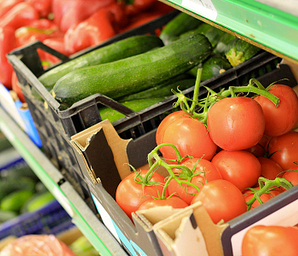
[{"x1": 246, "y1": 177, "x2": 293, "y2": 211}]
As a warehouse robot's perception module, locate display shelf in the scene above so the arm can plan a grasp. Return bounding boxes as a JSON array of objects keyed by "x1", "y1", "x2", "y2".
[
  {"x1": 0, "y1": 107, "x2": 128, "y2": 256},
  {"x1": 160, "y1": 0, "x2": 298, "y2": 64}
]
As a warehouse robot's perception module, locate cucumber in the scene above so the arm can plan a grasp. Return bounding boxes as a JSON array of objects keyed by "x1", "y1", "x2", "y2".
[
  {"x1": 119, "y1": 78, "x2": 195, "y2": 101},
  {"x1": 38, "y1": 34, "x2": 164, "y2": 90},
  {"x1": 1, "y1": 189, "x2": 34, "y2": 213},
  {"x1": 213, "y1": 33, "x2": 236, "y2": 55},
  {"x1": 53, "y1": 32, "x2": 212, "y2": 107},
  {"x1": 21, "y1": 191, "x2": 55, "y2": 213},
  {"x1": 225, "y1": 37, "x2": 261, "y2": 67},
  {"x1": 99, "y1": 98, "x2": 165, "y2": 123},
  {"x1": 1, "y1": 165, "x2": 39, "y2": 182},
  {"x1": 189, "y1": 54, "x2": 232, "y2": 81},
  {"x1": 159, "y1": 12, "x2": 202, "y2": 45}
]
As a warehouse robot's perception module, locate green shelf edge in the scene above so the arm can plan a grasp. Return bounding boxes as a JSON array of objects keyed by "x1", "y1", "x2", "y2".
[
  {"x1": 162, "y1": 0, "x2": 298, "y2": 63},
  {"x1": 0, "y1": 107, "x2": 126, "y2": 256}
]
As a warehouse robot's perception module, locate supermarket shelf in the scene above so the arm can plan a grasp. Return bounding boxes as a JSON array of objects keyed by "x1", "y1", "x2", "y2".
[
  {"x1": 0, "y1": 107, "x2": 128, "y2": 256},
  {"x1": 160, "y1": 0, "x2": 298, "y2": 64}
]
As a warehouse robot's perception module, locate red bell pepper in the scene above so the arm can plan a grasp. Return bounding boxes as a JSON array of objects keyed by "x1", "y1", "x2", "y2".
[
  {"x1": 26, "y1": 0, "x2": 53, "y2": 19},
  {"x1": 121, "y1": 0, "x2": 158, "y2": 16},
  {"x1": 0, "y1": 0, "x2": 24, "y2": 19},
  {"x1": 0, "y1": 26, "x2": 17, "y2": 89},
  {"x1": 15, "y1": 19, "x2": 63, "y2": 47},
  {"x1": 64, "y1": 3, "x2": 126, "y2": 54},
  {"x1": 0, "y1": 2, "x2": 40, "y2": 30},
  {"x1": 52, "y1": 0, "x2": 115, "y2": 33}
]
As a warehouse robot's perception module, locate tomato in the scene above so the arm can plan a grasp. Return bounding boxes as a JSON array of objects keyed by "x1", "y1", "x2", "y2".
[
  {"x1": 254, "y1": 84, "x2": 298, "y2": 137},
  {"x1": 268, "y1": 131, "x2": 298, "y2": 170},
  {"x1": 191, "y1": 179, "x2": 247, "y2": 224},
  {"x1": 282, "y1": 170, "x2": 298, "y2": 186},
  {"x1": 159, "y1": 117, "x2": 217, "y2": 161},
  {"x1": 242, "y1": 225, "x2": 298, "y2": 256},
  {"x1": 156, "y1": 110, "x2": 190, "y2": 146},
  {"x1": 207, "y1": 97, "x2": 265, "y2": 151},
  {"x1": 115, "y1": 170, "x2": 166, "y2": 219},
  {"x1": 167, "y1": 158, "x2": 222, "y2": 204},
  {"x1": 245, "y1": 134, "x2": 271, "y2": 157},
  {"x1": 258, "y1": 157, "x2": 283, "y2": 180},
  {"x1": 211, "y1": 150, "x2": 261, "y2": 191},
  {"x1": 138, "y1": 196, "x2": 188, "y2": 211}
]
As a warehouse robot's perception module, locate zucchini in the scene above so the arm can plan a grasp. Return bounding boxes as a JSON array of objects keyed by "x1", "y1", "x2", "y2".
[
  {"x1": 159, "y1": 12, "x2": 202, "y2": 45},
  {"x1": 38, "y1": 34, "x2": 164, "y2": 90},
  {"x1": 1, "y1": 189, "x2": 34, "y2": 213},
  {"x1": 99, "y1": 98, "x2": 165, "y2": 123},
  {"x1": 53, "y1": 32, "x2": 212, "y2": 107},
  {"x1": 213, "y1": 33, "x2": 236, "y2": 55},
  {"x1": 119, "y1": 77, "x2": 195, "y2": 101},
  {"x1": 21, "y1": 191, "x2": 55, "y2": 213},
  {"x1": 225, "y1": 37, "x2": 261, "y2": 67},
  {"x1": 0, "y1": 210, "x2": 17, "y2": 223},
  {"x1": 189, "y1": 54, "x2": 232, "y2": 81}
]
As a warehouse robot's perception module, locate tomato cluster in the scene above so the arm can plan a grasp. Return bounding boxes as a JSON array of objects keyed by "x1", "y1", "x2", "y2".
[{"x1": 115, "y1": 78, "x2": 298, "y2": 226}]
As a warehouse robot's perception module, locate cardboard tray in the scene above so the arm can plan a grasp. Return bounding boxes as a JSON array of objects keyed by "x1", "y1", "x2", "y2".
[{"x1": 69, "y1": 62, "x2": 298, "y2": 256}]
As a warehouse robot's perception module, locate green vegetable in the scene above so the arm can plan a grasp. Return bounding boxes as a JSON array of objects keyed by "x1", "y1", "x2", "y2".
[
  {"x1": 70, "y1": 236, "x2": 99, "y2": 256},
  {"x1": 159, "y1": 12, "x2": 202, "y2": 45},
  {"x1": 99, "y1": 98, "x2": 165, "y2": 123},
  {"x1": 189, "y1": 54, "x2": 232, "y2": 81},
  {"x1": 213, "y1": 33, "x2": 236, "y2": 55},
  {"x1": 53, "y1": 32, "x2": 212, "y2": 107},
  {"x1": 1, "y1": 190, "x2": 34, "y2": 212},
  {"x1": 38, "y1": 34, "x2": 164, "y2": 90},
  {"x1": 225, "y1": 37, "x2": 261, "y2": 67},
  {"x1": 119, "y1": 77, "x2": 195, "y2": 101},
  {"x1": 22, "y1": 191, "x2": 55, "y2": 213}
]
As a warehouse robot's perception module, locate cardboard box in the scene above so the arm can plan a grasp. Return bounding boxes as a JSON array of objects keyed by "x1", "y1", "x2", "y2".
[{"x1": 71, "y1": 118, "x2": 298, "y2": 256}]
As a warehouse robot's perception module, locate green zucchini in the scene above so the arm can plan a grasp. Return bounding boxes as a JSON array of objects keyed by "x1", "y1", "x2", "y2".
[
  {"x1": 119, "y1": 76, "x2": 195, "y2": 101},
  {"x1": 1, "y1": 189, "x2": 34, "y2": 213},
  {"x1": 21, "y1": 191, "x2": 55, "y2": 213},
  {"x1": 200, "y1": 54, "x2": 232, "y2": 81},
  {"x1": 99, "y1": 98, "x2": 165, "y2": 123},
  {"x1": 0, "y1": 210, "x2": 17, "y2": 223},
  {"x1": 225, "y1": 38, "x2": 261, "y2": 67},
  {"x1": 38, "y1": 34, "x2": 164, "y2": 90},
  {"x1": 53, "y1": 32, "x2": 212, "y2": 107},
  {"x1": 159, "y1": 12, "x2": 202, "y2": 45},
  {"x1": 213, "y1": 33, "x2": 236, "y2": 55}
]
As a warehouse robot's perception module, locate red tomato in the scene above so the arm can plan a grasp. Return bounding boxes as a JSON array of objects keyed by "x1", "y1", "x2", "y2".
[
  {"x1": 159, "y1": 117, "x2": 217, "y2": 161},
  {"x1": 11, "y1": 71, "x2": 25, "y2": 103},
  {"x1": 242, "y1": 225, "x2": 298, "y2": 256},
  {"x1": 258, "y1": 157, "x2": 283, "y2": 180},
  {"x1": 207, "y1": 97, "x2": 265, "y2": 151},
  {"x1": 167, "y1": 158, "x2": 222, "y2": 204},
  {"x1": 254, "y1": 84, "x2": 298, "y2": 137},
  {"x1": 268, "y1": 131, "x2": 298, "y2": 170},
  {"x1": 245, "y1": 134, "x2": 271, "y2": 157},
  {"x1": 156, "y1": 110, "x2": 190, "y2": 146},
  {"x1": 138, "y1": 196, "x2": 188, "y2": 211},
  {"x1": 115, "y1": 170, "x2": 166, "y2": 219},
  {"x1": 282, "y1": 170, "x2": 298, "y2": 186},
  {"x1": 211, "y1": 150, "x2": 261, "y2": 191},
  {"x1": 191, "y1": 179, "x2": 247, "y2": 224}
]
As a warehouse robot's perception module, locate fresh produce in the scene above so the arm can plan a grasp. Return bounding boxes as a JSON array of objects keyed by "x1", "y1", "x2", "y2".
[
  {"x1": 254, "y1": 83, "x2": 298, "y2": 137},
  {"x1": 225, "y1": 37, "x2": 261, "y2": 67},
  {"x1": 189, "y1": 54, "x2": 232, "y2": 81},
  {"x1": 191, "y1": 179, "x2": 247, "y2": 224},
  {"x1": 0, "y1": 189, "x2": 34, "y2": 212},
  {"x1": 159, "y1": 11, "x2": 202, "y2": 45},
  {"x1": 241, "y1": 225, "x2": 298, "y2": 256},
  {"x1": 213, "y1": 32, "x2": 236, "y2": 55},
  {"x1": 207, "y1": 96, "x2": 266, "y2": 151},
  {"x1": 99, "y1": 97, "x2": 165, "y2": 123},
  {"x1": 53, "y1": 32, "x2": 212, "y2": 107},
  {"x1": 39, "y1": 34, "x2": 165, "y2": 90},
  {"x1": 115, "y1": 169, "x2": 167, "y2": 219},
  {"x1": 21, "y1": 191, "x2": 55, "y2": 212},
  {"x1": 138, "y1": 196, "x2": 188, "y2": 210}
]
